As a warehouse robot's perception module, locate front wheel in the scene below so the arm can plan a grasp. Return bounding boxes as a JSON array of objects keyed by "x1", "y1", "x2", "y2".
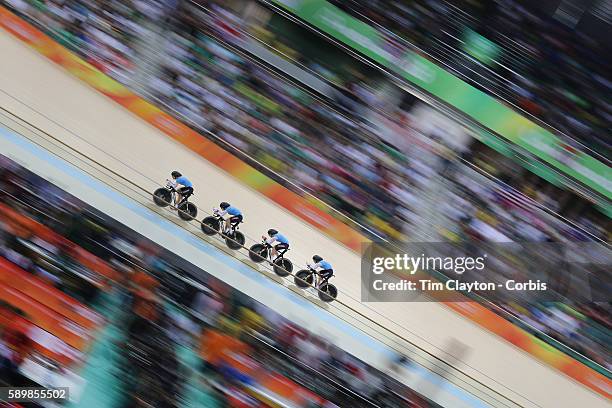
[
  {"x1": 249, "y1": 244, "x2": 268, "y2": 263},
  {"x1": 273, "y1": 258, "x2": 292, "y2": 277},
  {"x1": 201, "y1": 216, "x2": 220, "y2": 235},
  {"x1": 294, "y1": 270, "x2": 313, "y2": 288},
  {"x1": 153, "y1": 188, "x2": 172, "y2": 207},
  {"x1": 318, "y1": 283, "x2": 338, "y2": 302},
  {"x1": 177, "y1": 202, "x2": 197, "y2": 221}
]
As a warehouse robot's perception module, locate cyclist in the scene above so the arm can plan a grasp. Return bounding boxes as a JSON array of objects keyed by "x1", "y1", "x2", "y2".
[
  {"x1": 263, "y1": 229, "x2": 289, "y2": 259},
  {"x1": 171, "y1": 171, "x2": 193, "y2": 205},
  {"x1": 309, "y1": 255, "x2": 333, "y2": 287},
  {"x1": 215, "y1": 202, "x2": 243, "y2": 234}
]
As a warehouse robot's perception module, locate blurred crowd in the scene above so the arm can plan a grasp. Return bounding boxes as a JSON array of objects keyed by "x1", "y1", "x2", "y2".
[
  {"x1": 2, "y1": 0, "x2": 610, "y2": 377},
  {"x1": 6, "y1": 0, "x2": 140, "y2": 80},
  {"x1": 4, "y1": 0, "x2": 608, "y2": 242},
  {"x1": 0, "y1": 155, "x2": 439, "y2": 406},
  {"x1": 328, "y1": 0, "x2": 611, "y2": 155},
  {"x1": 501, "y1": 300, "x2": 611, "y2": 371},
  {"x1": 0, "y1": 162, "x2": 110, "y2": 305},
  {"x1": 0, "y1": 156, "x2": 107, "y2": 401}
]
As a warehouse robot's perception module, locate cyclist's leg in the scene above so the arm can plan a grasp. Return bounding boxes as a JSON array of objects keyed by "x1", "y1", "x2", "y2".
[
  {"x1": 271, "y1": 244, "x2": 278, "y2": 259},
  {"x1": 176, "y1": 187, "x2": 186, "y2": 204},
  {"x1": 319, "y1": 269, "x2": 333, "y2": 286},
  {"x1": 273, "y1": 243, "x2": 288, "y2": 260},
  {"x1": 230, "y1": 215, "x2": 243, "y2": 229},
  {"x1": 226, "y1": 216, "x2": 235, "y2": 233},
  {"x1": 223, "y1": 216, "x2": 233, "y2": 234},
  {"x1": 177, "y1": 187, "x2": 193, "y2": 205}
]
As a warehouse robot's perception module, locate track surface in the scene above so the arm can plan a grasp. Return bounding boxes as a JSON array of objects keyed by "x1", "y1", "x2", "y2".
[{"x1": 0, "y1": 30, "x2": 607, "y2": 408}]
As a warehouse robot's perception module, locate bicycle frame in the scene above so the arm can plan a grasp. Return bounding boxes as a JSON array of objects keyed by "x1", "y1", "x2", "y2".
[
  {"x1": 220, "y1": 215, "x2": 234, "y2": 231},
  {"x1": 305, "y1": 266, "x2": 323, "y2": 287},
  {"x1": 258, "y1": 240, "x2": 280, "y2": 261},
  {"x1": 166, "y1": 181, "x2": 190, "y2": 207}
]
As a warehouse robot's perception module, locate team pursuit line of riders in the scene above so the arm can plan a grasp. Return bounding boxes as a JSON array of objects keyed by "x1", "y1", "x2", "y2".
[{"x1": 152, "y1": 171, "x2": 338, "y2": 302}]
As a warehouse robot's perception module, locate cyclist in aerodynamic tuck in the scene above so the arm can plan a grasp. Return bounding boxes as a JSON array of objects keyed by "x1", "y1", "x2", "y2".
[
  {"x1": 170, "y1": 171, "x2": 193, "y2": 205},
  {"x1": 215, "y1": 202, "x2": 243, "y2": 234},
  {"x1": 263, "y1": 229, "x2": 289, "y2": 259},
  {"x1": 309, "y1": 255, "x2": 334, "y2": 287}
]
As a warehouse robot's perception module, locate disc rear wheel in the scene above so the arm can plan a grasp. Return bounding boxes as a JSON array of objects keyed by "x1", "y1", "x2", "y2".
[
  {"x1": 273, "y1": 258, "x2": 292, "y2": 277},
  {"x1": 178, "y1": 202, "x2": 197, "y2": 220},
  {"x1": 318, "y1": 283, "x2": 337, "y2": 302}
]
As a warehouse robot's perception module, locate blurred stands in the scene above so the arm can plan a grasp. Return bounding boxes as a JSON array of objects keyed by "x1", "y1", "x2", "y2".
[
  {"x1": 4, "y1": 0, "x2": 145, "y2": 81},
  {"x1": 1, "y1": 0, "x2": 610, "y2": 381},
  {"x1": 327, "y1": 0, "x2": 611, "y2": 157},
  {"x1": 0, "y1": 158, "x2": 113, "y2": 401}
]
